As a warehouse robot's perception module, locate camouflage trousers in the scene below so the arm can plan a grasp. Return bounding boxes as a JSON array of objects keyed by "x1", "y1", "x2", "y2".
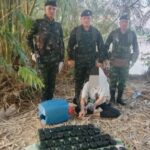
[
  {"x1": 109, "y1": 66, "x2": 129, "y2": 100},
  {"x1": 38, "y1": 60, "x2": 58, "y2": 101},
  {"x1": 74, "y1": 61, "x2": 95, "y2": 105}
]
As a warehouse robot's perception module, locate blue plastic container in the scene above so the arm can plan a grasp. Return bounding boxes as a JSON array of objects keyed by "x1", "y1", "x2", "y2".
[{"x1": 38, "y1": 98, "x2": 70, "y2": 125}]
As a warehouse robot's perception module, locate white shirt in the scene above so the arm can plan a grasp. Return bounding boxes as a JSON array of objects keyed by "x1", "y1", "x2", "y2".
[
  {"x1": 82, "y1": 67, "x2": 110, "y2": 104},
  {"x1": 81, "y1": 81, "x2": 110, "y2": 102}
]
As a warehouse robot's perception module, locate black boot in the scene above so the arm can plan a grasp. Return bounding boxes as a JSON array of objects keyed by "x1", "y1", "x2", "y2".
[
  {"x1": 117, "y1": 90, "x2": 126, "y2": 105},
  {"x1": 110, "y1": 90, "x2": 116, "y2": 104}
]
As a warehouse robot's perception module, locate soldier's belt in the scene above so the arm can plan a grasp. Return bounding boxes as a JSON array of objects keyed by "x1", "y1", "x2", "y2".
[{"x1": 110, "y1": 58, "x2": 129, "y2": 67}]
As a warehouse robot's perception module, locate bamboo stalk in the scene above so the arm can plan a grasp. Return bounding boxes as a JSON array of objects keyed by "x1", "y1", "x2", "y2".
[
  {"x1": 29, "y1": 0, "x2": 37, "y2": 16},
  {"x1": 26, "y1": 0, "x2": 29, "y2": 15}
]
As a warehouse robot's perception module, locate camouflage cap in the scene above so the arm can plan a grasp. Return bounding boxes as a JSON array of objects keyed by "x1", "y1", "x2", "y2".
[
  {"x1": 119, "y1": 14, "x2": 129, "y2": 21},
  {"x1": 81, "y1": 9, "x2": 92, "y2": 17},
  {"x1": 45, "y1": 1, "x2": 57, "y2": 7}
]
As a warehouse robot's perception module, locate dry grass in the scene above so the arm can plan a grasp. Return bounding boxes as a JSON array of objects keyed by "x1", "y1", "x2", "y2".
[
  {"x1": 0, "y1": 74, "x2": 150, "y2": 150},
  {"x1": 0, "y1": 69, "x2": 40, "y2": 111}
]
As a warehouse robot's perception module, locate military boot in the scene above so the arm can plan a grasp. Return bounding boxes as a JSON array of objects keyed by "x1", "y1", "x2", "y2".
[{"x1": 117, "y1": 90, "x2": 126, "y2": 105}]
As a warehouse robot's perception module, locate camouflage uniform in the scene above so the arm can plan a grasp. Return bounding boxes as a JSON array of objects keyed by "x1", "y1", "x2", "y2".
[
  {"x1": 105, "y1": 28, "x2": 139, "y2": 103},
  {"x1": 27, "y1": 15, "x2": 64, "y2": 101},
  {"x1": 67, "y1": 25, "x2": 104, "y2": 105}
]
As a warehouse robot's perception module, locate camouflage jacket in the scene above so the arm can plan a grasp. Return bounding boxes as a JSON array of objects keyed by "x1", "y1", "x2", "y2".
[
  {"x1": 105, "y1": 28, "x2": 139, "y2": 63},
  {"x1": 27, "y1": 15, "x2": 64, "y2": 62},
  {"x1": 67, "y1": 25, "x2": 105, "y2": 63}
]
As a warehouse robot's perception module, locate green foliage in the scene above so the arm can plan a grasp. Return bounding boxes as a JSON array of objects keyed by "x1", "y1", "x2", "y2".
[
  {"x1": 0, "y1": 28, "x2": 27, "y2": 64},
  {"x1": 15, "y1": 10, "x2": 33, "y2": 32},
  {"x1": 18, "y1": 66, "x2": 44, "y2": 89},
  {"x1": 0, "y1": 0, "x2": 43, "y2": 90}
]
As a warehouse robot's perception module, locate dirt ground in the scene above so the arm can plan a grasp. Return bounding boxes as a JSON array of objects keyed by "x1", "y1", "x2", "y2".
[{"x1": 0, "y1": 77, "x2": 150, "y2": 150}]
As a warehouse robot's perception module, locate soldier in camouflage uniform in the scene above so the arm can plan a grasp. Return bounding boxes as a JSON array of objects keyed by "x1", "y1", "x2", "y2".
[
  {"x1": 105, "y1": 15, "x2": 139, "y2": 105},
  {"x1": 27, "y1": 1, "x2": 64, "y2": 101},
  {"x1": 67, "y1": 10, "x2": 105, "y2": 108}
]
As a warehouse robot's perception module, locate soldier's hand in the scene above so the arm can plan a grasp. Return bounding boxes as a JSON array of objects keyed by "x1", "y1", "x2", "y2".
[
  {"x1": 58, "y1": 62, "x2": 64, "y2": 73},
  {"x1": 31, "y1": 53, "x2": 39, "y2": 62},
  {"x1": 68, "y1": 60, "x2": 75, "y2": 67}
]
